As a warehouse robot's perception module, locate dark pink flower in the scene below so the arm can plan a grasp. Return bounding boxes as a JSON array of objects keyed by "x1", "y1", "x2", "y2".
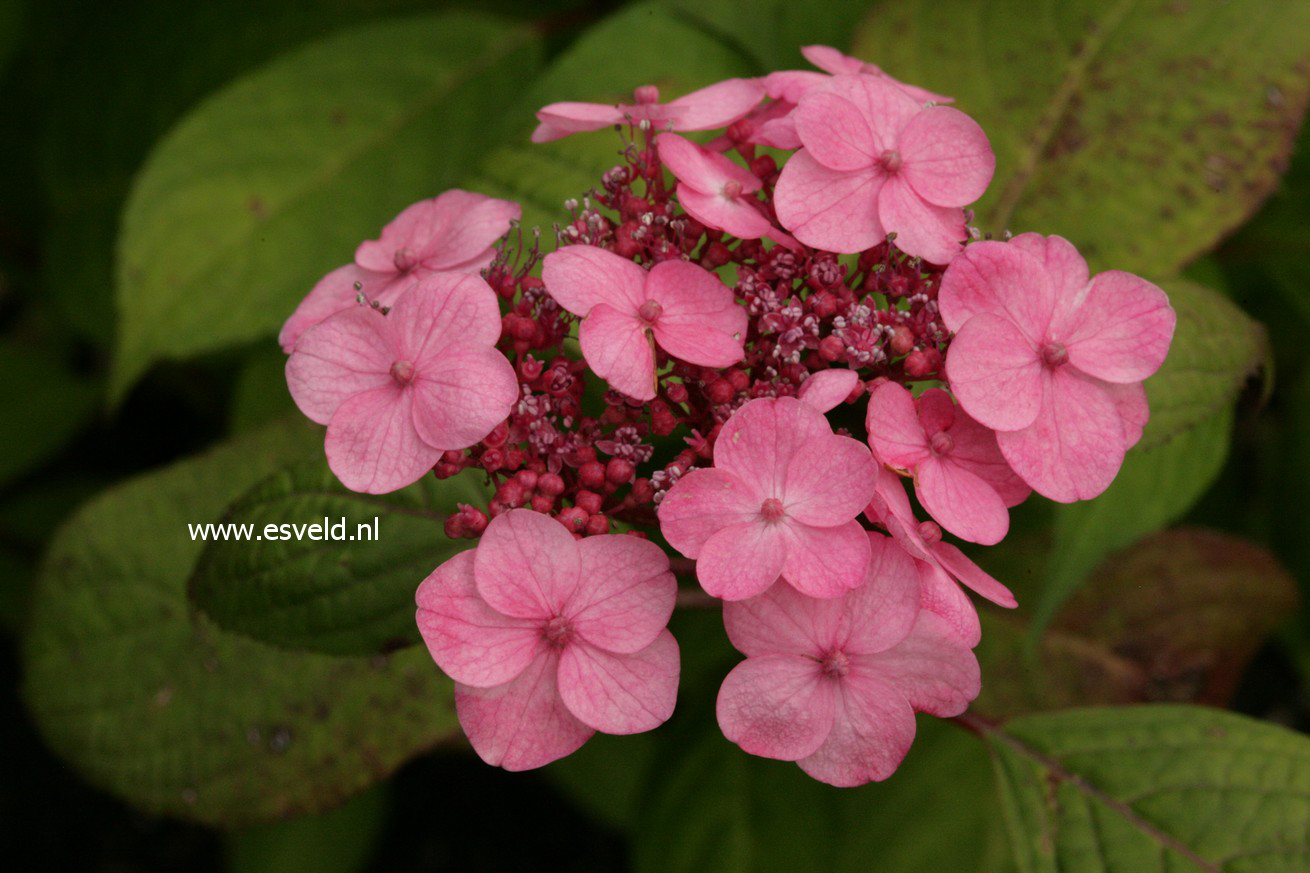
[
  {"x1": 774, "y1": 74, "x2": 994, "y2": 263},
  {"x1": 866, "y1": 467, "x2": 1016, "y2": 646},
  {"x1": 866, "y1": 382, "x2": 1029, "y2": 544},
  {"x1": 531, "y1": 80, "x2": 765, "y2": 143},
  {"x1": 286, "y1": 273, "x2": 517, "y2": 493},
  {"x1": 656, "y1": 133, "x2": 797, "y2": 247},
  {"x1": 716, "y1": 537, "x2": 980, "y2": 786},
  {"x1": 541, "y1": 245, "x2": 747, "y2": 400},
  {"x1": 939, "y1": 234, "x2": 1175, "y2": 502},
  {"x1": 658, "y1": 397, "x2": 877, "y2": 600},
  {"x1": 416, "y1": 509, "x2": 679, "y2": 770},
  {"x1": 280, "y1": 190, "x2": 519, "y2": 351}
]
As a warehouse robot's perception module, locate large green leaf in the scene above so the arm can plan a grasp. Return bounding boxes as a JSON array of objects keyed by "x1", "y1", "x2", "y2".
[
  {"x1": 190, "y1": 462, "x2": 485, "y2": 655},
  {"x1": 468, "y1": 1, "x2": 756, "y2": 232},
  {"x1": 981, "y1": 705, "x2": 1310, "y2": 872},
  {"x1": 852, "y1": 0, "x2": 1310, "y2": 275},
  {"x1": 22, "y1": 420, "x2": 459, "y2": 826},
  {"x1": 1142, "y1": 280, "x2": 1268, "y2": 451},
  {"x1": 1032, "y1": 405, "x2": 1234, "y2": 632},
  {"x1": 976, "y1": 528, "x2": 1298, "y2": 719},
  {"x1": 112, "y1": 13, "x2": 543, "y2": 399}
]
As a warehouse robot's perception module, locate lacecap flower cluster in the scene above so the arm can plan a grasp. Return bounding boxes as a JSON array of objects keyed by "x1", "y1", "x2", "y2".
[{"x1": 281, "y1": 45, "x2": 1175, "y2": 786}]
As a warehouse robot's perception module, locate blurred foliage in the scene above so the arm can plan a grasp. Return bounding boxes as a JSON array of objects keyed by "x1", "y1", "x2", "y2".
[{"x1": 1, "y1": 0, "x2": 1309, "y2": 870}]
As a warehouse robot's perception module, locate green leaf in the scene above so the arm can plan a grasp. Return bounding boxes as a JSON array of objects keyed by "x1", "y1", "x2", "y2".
[
  {"x1": 981, "y1": 705, "x2": 1310, "y2": 873},
  {"x1": 852, "y1": 0, "x2": 1310, "y2": 275},
  {"x1": 189, "y1": 461, "x2": 485, "y2": 656},
  {"x1": 112, "y1": 12, "x2": 543, "y2": 400},
  {"x1": 1142, "y1": 280, "x2": 1268, "y2": 450},
  {"x1": 976, "y1": 528, "x2": 1298, "y2": 719},
  {"x1": 22, "y1": 419, "x2": 459, "y2": 826},
  {"x1": 468, "y1": 1, "x2": 756, "y2": 232},
  {"x1": 227, "y1": 784, "x2": 386, "y2": 873},
  {"x1": 0, "y1": 340, "x2": 97, "y2": 488},
  {"x1": 1032, "y1": 405, "x2": 1234, "y2": 633}
]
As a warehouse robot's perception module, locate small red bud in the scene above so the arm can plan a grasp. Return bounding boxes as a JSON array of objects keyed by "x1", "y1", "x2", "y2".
[
  {"x1": 537, "y1": 472, "x2": 565, "y2": 496},
  {"x1": 556, "y1": 507, "x2": 589, "y2": 533},
  {"x1": 631, "y1": 478, "x2": 655, "y2": 503},
  {"x1": 819, "y1": 335, "x2": 845, "y2": 362},
  {"x1": 575, "y1": 490, "x2": 603, "y2": 515},
  {"x1": 726, "y1": 368, "x2": 750, "y2": 392},
  {"x1": 530, "y1": 494, "x2": 555, "y2": 513},
  {"x1": 480, "y1": 449, "x2": 504, "y2": 472},
  {"x1": 665, "y1": 382, "x2": 688, "y2": 404},
  {"x1": 579, "y1": 461, "x2": 606, "y2": 489},
  {"x1": 903, "y1": 347, "x2": 942, "y2": 379},
  {"x1": 706, "y1": 378, "x2": 734, "y2": 404},
  {"x1": 749, "y1": 154, "x2": 777, "y2": 179},
  {"x1": 606, "y1": 457, "x2": 635, "y2": 485},
  {"x1": 585, "y1": 513, "x2": 610, "y2": 536},
  {"x1": 890, "y1": 325, "x2": 915, "y2": 356}
]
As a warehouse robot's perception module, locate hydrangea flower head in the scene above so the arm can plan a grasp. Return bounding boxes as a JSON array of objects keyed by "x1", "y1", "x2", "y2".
[
  {"x1": 658, "y1": 397, "x2": 878, "y2": 600},
  {"x1": 416, "y1": 509, "x2": 679, "y2": 770},
  {"x1": 531, "y1": 79, "x2": 765, "y2": 143},
  {"x1": 774, "y1": 73, "x2": 994, "y2": 263},
  {"x1": 939, "y1": 234, "x2": 1176, "y2": 501},
  {"x1": 286, "y1": 273, "x2": 517, "y2": 493},
  {"x1": 716, "y1": 537, "x2": 980, "y2": 786},
  {"x1": 279, "y1": 190, "x2": 519, "y2": 351},
  {"x1": 541, "y1": 245, "x2": 747, "y2": 400},
  {"x1": 866, "y1": 382, "x2": 1029, "y2": 544}
]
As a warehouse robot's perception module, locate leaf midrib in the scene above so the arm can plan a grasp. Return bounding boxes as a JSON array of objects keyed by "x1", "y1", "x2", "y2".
[{"x1": 987, "y1": 0, "x2": 1139, "y2": 230}]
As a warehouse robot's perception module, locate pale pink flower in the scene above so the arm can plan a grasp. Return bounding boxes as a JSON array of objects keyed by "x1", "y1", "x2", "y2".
[
  {"x1": 655, "y1": 133, "x2": 797, "y2": 247},
  {"x1": 286, "y1": 273, "x2": 517, "y2": 494},
  {"x1": 773, "y1": 74, "x2": 994, "y2": 263},
  {"x1": 716, "y1": 538, "x2": 980, "y2": 787},
  {"x1": 658, "y1": 397, "x2": 877, "y2": 600},
  {"x1": 939, "y1": 234, "x2": 1175, "y2": 502},
  {"x1": 866, "y1": 382, "x2": 1029, "y2": 545},
  {"x1": 866, "y1": 467, "x2": 1016, "y2": 646},
  {"x1": 416, "y1": 509, "x2": 679, "y2": 771},
  {"x1": 540, "y1": 245, "x2": 747, "y2": 401},
  {"x1": 279, "y1": 191, "x2": 520, "y2": 352},
  {"x1": 531, "y1": 80, "x2": 765, "y2": 143}
]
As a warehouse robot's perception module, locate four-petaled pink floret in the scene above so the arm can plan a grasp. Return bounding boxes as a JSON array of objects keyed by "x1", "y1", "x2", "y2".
[
  {"x1": 541, "y1": 245, "x2": 747, "y2": 401},
  {"x1": 716, "y1": 536, "x2": 980, "y2": 787},
  {"x1": 416, "y1": 509, "x2": 680, "y2": 771},
  {"x1": 286, "y1": 273, "x2": 518, "y2": 494},
  {"x1": 866, "y1": 382, "x2": 1030, "y2": 545},
  {"x1": 531, "y1": 80, "x2": 765, "y2": 143},
  {"x1": 658, "y1": 397, "x2": 878, "y2": 600},
  {"x1": 279, "y1": 190, "x2": 519, "y2": 352},
  {"x1": 774, "y1": 73, "x2": 994, "y2": 263},
  {"x1": 939, "y1": 233, "x2": 1175, "y2": 502}
]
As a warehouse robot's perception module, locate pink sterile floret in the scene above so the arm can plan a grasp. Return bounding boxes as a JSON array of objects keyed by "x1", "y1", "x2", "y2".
[
  {"x1": 416, "y1": 509, "x2": 680, "y2": 771},
  {"x1": 866, "y1": 382, "x2": 1030, "y2": 545},
  {"x1": 286, "y1": 273, "x2": 518, "y2": 494},
  {"x1": 939, "y1": 234, "x2": 1175, "y2": 502},
  {"x1": 656, "y1": 133, "x2": 797, "y2": 247},
  {"x1": 866, "y1": 466, "x2": 1016, "y2": 647},
  {"x1": 541, "y1": 245, "x2": 747, "y2": 401},
  {"x1": 716, "y1": 536, "x2": 980, "y2": 787},
  {"x1": 796, "y1": 368, "x2": 862, "y2": 413},
  {"x1": 531, "y1": 80, "x2": 765, "y2": 143},
  {"x1": 658, "y1": 396, "x2": 878, "y2": 601},
  {"x1": 279, "y1": 190, "x2": 520, "y2": 352},
  {"x1": 773, "y1": 73, "x2": 994, "y2": 264}
]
